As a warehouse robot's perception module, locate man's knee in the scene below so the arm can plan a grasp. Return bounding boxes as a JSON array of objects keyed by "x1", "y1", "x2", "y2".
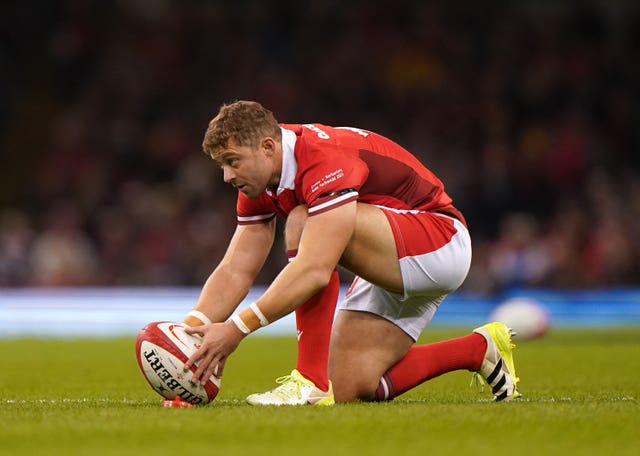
[
  {"x1": 284, "y1": 205, "x2": 308, "y2": 250},
  {"x1": 331, "y1": 366, "x2": 379, "y2": 403}
]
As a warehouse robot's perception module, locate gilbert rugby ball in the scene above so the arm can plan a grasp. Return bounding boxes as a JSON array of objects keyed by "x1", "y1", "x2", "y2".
[
  {"x1": 489, "y1": 297, "x2": 551, "y2": 341},
  {"x1": 135, "y1": 321, "x2": 221, "y2": 405}
]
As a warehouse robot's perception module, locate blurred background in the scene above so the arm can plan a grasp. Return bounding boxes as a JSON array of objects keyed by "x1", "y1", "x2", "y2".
[{"x1": 1, "y1": 0, "x2": 639, "y2": 296}]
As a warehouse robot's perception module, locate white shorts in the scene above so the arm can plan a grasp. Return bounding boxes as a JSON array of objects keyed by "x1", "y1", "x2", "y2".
[{"x1": 340, "y1": 211, "x2": 471, "y2": 341}]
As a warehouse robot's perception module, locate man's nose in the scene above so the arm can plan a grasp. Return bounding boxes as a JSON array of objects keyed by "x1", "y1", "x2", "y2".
[{"x1": 223, "y1": 166, "x2": 235, "y2": 183}]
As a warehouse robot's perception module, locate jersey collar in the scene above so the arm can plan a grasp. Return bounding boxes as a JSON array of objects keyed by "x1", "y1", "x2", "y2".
[{"x1": 269, "y1": 126, "x2": 297, "y2": 196}]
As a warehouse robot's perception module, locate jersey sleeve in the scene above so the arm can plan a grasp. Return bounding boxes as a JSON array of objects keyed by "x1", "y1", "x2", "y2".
[
  {"x1": 236, "y1": 193, "x2": 276, "y2": 225},
  {"x1": 298, "y1": 147, "x2": 368, "y2": 216}
]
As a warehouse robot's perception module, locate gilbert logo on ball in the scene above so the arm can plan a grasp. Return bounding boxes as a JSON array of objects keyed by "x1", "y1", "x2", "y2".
[
  {"x1": 489, "y1": 297, "x2": 551, "y2": 340},
  {"x1": 135, "y1": 321, "x2": 221, "y2": 405}
]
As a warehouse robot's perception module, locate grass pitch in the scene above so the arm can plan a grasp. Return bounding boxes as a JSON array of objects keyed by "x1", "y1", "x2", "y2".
[{"x1": 1, "y1": 327, "x2": 638, "y2": 456}]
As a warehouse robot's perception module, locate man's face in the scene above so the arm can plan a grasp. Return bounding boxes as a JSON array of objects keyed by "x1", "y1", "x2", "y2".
[{"x1": 213, "y1": 138, "x2": 276, "y2": 198}]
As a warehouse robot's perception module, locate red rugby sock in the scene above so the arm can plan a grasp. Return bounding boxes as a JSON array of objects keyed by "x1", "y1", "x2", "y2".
[
  {"x1": 289, "y1": 250, "x2": 339, "y2": 391},
  {"x1": 375, "y1": 333, "x2": 487, "y2": 400}
]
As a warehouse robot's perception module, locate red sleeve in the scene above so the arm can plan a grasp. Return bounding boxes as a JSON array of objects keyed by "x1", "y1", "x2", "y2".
[
  {"x1": 296, "y1": 145, "x2": 367, "y2": 216},
  {"x1": 236, "y1": 193, "x2": 276, "y2": 225}
]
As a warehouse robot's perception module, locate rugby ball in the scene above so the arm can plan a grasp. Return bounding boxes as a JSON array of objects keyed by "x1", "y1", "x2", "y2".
[
  {"x1": 135, "y1": 321, "x2": 221, "y2": 405},
  {"x1": 489, "y1": 297, "x2": 551, "y2": 341}
]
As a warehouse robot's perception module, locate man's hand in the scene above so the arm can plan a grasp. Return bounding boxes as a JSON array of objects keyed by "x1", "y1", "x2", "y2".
[{"x1": 184, "y1": 321, "x2": 246, "y2": 384}]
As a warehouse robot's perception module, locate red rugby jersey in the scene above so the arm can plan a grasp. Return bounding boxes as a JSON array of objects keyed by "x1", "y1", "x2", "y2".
[{"x1": 236, "y1": 124, "x2": 464, "y2": 225}]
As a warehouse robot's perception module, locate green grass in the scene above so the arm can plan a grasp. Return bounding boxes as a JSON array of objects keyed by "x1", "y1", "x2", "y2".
[{"x1": 1, "y1": 327, "x2": 639, "y2": 456}]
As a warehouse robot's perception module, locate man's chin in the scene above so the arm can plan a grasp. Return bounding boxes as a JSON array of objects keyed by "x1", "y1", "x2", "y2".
[{"x1": 239, "y1": 188, "x2": 257, "y2": 198}]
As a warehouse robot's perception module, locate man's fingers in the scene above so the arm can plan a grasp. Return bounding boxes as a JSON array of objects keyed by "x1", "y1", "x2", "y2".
[
  {"x1": 214, "y1": 358, "x2": 226, "y2": 377},
  {"x1": 191, "y1": 351, "x2": 217, "y2": 384},
  {"x1": 202, "y1": 357, "x2": 223, "y2": 385},
  {"x1": 184, "y1": 344, "x2": 206, "y2": 372},
  {"x1": 181, "y1": 323, "x2": 227, "y2": 383},
  {"x1": 184, "y1": 325, "x2": 205, "y2": 336}
]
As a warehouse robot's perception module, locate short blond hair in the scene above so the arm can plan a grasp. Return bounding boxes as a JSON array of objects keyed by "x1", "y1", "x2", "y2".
[{"x1": 202, "y1": 100, "x2": 281, "y2": 157}]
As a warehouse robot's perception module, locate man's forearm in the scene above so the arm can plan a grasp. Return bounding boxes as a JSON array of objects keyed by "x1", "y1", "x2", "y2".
[{"x1": 184, "y1": 265, "x2": 254, "y2": 326}]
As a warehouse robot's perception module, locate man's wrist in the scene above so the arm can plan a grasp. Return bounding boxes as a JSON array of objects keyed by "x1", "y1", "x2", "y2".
[
  {"x1": 230, "y1": 302, "x2": 270, "y2": 335},
  {"x1": 183, "y1": 309, "x2": 212, "y2": 326}
]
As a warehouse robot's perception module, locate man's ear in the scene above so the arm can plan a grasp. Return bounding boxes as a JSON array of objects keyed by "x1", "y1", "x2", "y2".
[{"x1": 261, "y1": 137, "x2": 276, "y2": 156}]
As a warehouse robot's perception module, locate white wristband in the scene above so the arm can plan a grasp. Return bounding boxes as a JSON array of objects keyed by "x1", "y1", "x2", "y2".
[
  {"x1": 232, "y1": 314, "x2": 251, "y2": 335},
  {"x1": 187, "y1": 310, "x2": 212, "y2": 325},
  {"x1": 250, "y1": 302, "x2": 270, "y2": 327}
]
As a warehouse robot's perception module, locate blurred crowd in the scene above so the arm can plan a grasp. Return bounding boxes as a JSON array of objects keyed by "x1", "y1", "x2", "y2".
[{"x1": 1, "y1": 0, "x2": 639, "y2": 293}]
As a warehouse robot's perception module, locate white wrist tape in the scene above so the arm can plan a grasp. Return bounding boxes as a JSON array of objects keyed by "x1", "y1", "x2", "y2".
[
  {"x1": 250, "y1": 302, "x2": 270, "y2": 327},
  {"x1": 231, "y1": 314, "x2": 251, "y2": 334},
  {"x1": 187, "y1": 310, "x2": 212, "y2": 325}
]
